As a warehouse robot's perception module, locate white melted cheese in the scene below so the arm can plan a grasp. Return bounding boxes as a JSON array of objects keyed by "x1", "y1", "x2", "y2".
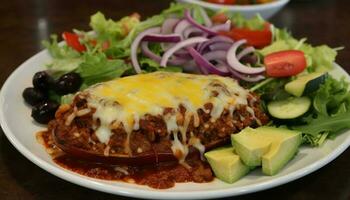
[{"x1": 79, "y1": 72, "x2": 251, "y2": 159}]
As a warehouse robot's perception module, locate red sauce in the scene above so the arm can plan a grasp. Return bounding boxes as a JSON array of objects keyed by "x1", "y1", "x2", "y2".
[{"x1": 37, "y1": 131, "x2": 214, "y2": 189}]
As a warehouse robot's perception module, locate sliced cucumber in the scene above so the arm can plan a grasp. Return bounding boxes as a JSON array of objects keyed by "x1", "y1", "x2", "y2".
[
  {"x1": 285, "y1": 72, "x2": 327, "y2": 97},
  {"x1": 267, "y1": 97, "x2": 311, "y2": 119}
]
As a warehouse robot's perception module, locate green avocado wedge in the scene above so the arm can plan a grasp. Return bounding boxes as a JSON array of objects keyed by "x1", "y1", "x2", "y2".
[
  {"x1": 231, "y1": 126, "x2": 302, "y2": 175},
  {"x1": 204, "y1": 147, "x2": 250, "y2": 184}
]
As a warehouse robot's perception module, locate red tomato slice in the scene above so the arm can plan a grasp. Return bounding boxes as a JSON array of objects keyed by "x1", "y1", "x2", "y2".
[
  {"x1": 62, "y1": 32, "x2": 86, "y2": 52},
  {"x1": 264, "y1": 50, "x2": 307, "y2": 77},
  {"x1": 219, "y1": 23, "x2": 272, "y2": 48},
  {"x1": 206, "y1": 0, "x2": 236, "y2": 5}
]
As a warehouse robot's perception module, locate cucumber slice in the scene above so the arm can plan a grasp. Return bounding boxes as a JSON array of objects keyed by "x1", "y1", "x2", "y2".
[
  {"x1": 285, "y1": 72, "x2": 327, "y2": 97},
  {"x1": 267, "y1": 97, "x2": 311, "y2": 119}
]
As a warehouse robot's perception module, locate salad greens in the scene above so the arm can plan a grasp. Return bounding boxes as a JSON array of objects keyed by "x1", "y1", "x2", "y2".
[
  {"x1": 90, "y1": 12, "x2": 140, "y2": 40},
  {"x1": 292, "y1": 77, "x2": 350, "y2": 145},
  {"x1": 41, "y1": 2, "x2": 349, "y2": 147},
  {"x1": 259, "y1": 28, "x2": 339, "y2": 72}
]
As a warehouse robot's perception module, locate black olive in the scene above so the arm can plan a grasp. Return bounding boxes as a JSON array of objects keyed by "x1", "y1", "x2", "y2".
[
  {"x1": 53, "y1": 72, "x2": 82, "y2": 95},
  {"x1": 33, "y1": 71, "x2": 53, "y2": 91},
  {"x1": 31, "y1": 101, "x2": 59, "y2": 124},
  {"x1": 22, "y1": 87, "x2": 47, "y2": 106}
]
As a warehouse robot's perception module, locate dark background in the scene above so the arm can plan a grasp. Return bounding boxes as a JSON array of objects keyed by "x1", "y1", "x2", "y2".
[{"x1": 0, "y1": 0, "x2": 349, "y2": 199}]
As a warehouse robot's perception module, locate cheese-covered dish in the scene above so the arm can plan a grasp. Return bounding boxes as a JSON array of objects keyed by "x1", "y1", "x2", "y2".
[{"x1": 49, "y1": 72, "x2": 268, "y2": 164}]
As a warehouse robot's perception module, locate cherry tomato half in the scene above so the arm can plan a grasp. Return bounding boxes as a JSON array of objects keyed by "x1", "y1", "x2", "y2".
[
  {"x1": 219, "y1": 23, "x2": 272, "y2": 48},
  {"x1": 62, "y1": 32, "x2": 86, "y2": 52},
  {"x1": 264, "y1": 50, "x2": 307, "y2": 77}
]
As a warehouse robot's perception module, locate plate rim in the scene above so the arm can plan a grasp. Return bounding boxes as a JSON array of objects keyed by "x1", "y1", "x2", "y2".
[
  {"x1": 177, "y1": 0, "x2": 290, "y2": 11},
  {"x1": 1, "y1": 49, "x2": 350, "y2": 200}
]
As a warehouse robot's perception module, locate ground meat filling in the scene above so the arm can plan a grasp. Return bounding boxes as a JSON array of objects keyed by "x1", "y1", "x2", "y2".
[
  {"x1": 41, "y1": 91, "x2": 269, "y2": 189},
  {"x1": 50, "y1": 93, "x2": 268, "y2": 158}
]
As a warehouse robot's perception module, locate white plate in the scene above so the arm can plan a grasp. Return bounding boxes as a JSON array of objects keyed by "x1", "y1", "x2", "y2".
[
  {"x1": 1, "y1": 49, "x2": 350, "y2": 199},
  {"x1": 177, "y1": 0, "x2": 289, "y2": 19}
]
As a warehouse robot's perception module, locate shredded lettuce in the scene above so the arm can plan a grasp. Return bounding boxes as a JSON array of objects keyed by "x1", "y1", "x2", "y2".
[
  {"x1": 105, "y1": 14, "x2": 165, "y2": 59},
  {"x1": 42, "y1": 35, "x2": 83, "y2": 78},
  {"x1": 230, "y1": 13, "x2": 266, "y2": 30},
  {"x1": 75, "y1": 52, "x2": 130, "y2": 86},
  {"x1": 90, "y1": 12, "x2": 140, "y2": 40},
  {"x1": 42, "y1": 35, "x2": 80, "y2": 59}
]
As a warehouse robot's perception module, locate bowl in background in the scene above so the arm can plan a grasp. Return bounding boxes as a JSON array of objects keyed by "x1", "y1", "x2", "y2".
[{"x1": 176, "y1": 0, "x2": 290, "y2": 19}]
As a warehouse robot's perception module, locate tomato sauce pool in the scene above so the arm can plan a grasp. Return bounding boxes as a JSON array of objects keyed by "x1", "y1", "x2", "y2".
[{"x1": 37, "y1": 130, "x2": 214, "y2": 189}]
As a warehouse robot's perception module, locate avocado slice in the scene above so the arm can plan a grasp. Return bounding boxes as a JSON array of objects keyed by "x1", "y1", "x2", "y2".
[
  {"x1": 205, "y1": 147, "x2": 250, "y2": 183},
  {"x1": 285, "y1": 72, "x2": 327, "y2": 97},
  {"x1": 231, "y1": 126, "x2": 302, "y2": 175}
]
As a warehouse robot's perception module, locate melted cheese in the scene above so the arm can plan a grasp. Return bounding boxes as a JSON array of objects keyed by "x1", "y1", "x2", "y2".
[{"x1": 79, "y1": 72, "x2": 252, "y2": 159}]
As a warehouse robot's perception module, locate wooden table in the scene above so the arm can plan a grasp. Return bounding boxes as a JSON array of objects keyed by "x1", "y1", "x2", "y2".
[{"x1": 1, "y1": 0, "x2": 349, "y2": 199}]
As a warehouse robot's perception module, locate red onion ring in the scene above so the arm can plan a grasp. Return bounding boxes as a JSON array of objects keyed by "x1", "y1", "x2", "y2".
[
  {"x1": 211, "y1": 21, "x2": 231, "y2": 32},
  {"x1": 142, "y1": 34, "x2": 181, "y2": 43},
  {"x1": 161, "y1": 18, "x2": 180, "y2": 34},
  {"x1": 237, "y1": 46, "x2": 256, "y2": 60},
  {"x1": 227, "y1": 39, "x2": 265, "y2": 74},
  {"x1": 209, "y1": 43, "x2": 233, "y2": 51},
  {"x1": 187, "y1": 47, "x2": 230, "y2": 76},
  {"x1": 197, "y1": 35, "x2": 233, "y2": 54},
  {"x1": 174, "y1": 19, "x2": 192, "y2": 39},
  {"x1": 183, "y1": 27, "x2": 203, "y2": 39},
  {"x1": 230, "y1": 69, "x2": 265, "y2": 82},
  {"x1": 185, "y1": 9, "x2": 217, "y2": 35},
  {"x1": 131, "y1": 27, "x2": 161, "y2": 73},
  {"x1": 160, "y1": 37, "x2": 209, "y2": 67},
  {"x1": 202, "y1": 50, "x2": 227, "y2": 61},
  {"x1": 141, "y1": 42, "x2": 187, "y2": 66}
]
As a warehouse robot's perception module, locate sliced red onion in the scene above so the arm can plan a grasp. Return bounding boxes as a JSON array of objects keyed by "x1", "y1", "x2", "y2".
[
  {"x1": 202, "y1": 50, "x2": 227, "y2": 61},
  {"x1": 237, "y1": 46, "x2": 255, "y2": 60},
  {"x1": 183, "y1": 27, "x2": 203, "y2": 39},
  {"x1": 211, "y1": 21, "x2": 231, "y2": 32},
  {"x1": 209, "y1": 43, "x2": 233, "y2": 51},
  {"x1": 142, "y1": 34, "x2": 181, "y2": 43},
  {"x1": 161, "y1": 37, "x2": 209, "y2": 67},
  {"x1": 197, "y1": 35, "x2": 233, "y2": 53},
  {"x1": 131, "y1": 27, "x2": 161, "y2": 73},
  {"x1": 174, "y1": 19, "x2": 192, "y2": 39},
  {"x1": 230, "y1": 69, "x2": 265, "y2": 82},
  {"x1": 174, "y1": 49, "x2": 192, "y2": 59},
  {"x1": 161, "y1": 18, "x2": 180, "y2": 34},
  {"x1": 198, "y1": 7, "x2": 212, "y2": 27},
  {"x1": 185, "y1": 9, "x2": 217, "y2": 35},
  {"x1": 141, "y1": 42, "x2": 187, "y2": 66},
  {"x1": 227, "y1": 39, "x2": 265, "y2": 74},
  {"x1": 187, "y1": 47, "x2": 230, "y2": 76}
]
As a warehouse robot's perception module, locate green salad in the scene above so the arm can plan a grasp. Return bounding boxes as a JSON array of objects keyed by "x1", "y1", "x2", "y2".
[{"x1": 22, "y1": 2, "x2": 350, "y2": 185}]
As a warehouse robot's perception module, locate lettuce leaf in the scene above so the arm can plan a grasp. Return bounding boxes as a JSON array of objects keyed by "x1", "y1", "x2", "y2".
[
  {"x1": 105, "y1": 14, "x2": 165, "y2": 58},
  {"x1": 42, "y1": 35, "x2": 84, "y2": 77},
  {"x1": 90, "y1": 12, "x2": 140, "y2": 39},
  {"x1": 42, "y1": 35, "x2": 80, "y2": 59},
  {"x1": 293, "y1": 112, "x2": 350, "y2": 137},
  {"x1": 230, "y1": 13, "x2": 266, "y2": 30},
  {"x1": 75, "y1": 52, "x2": 130, "y2": 86},
  {"x1": 292, "y1": 76, "x2": 350, "y2": 145}
]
